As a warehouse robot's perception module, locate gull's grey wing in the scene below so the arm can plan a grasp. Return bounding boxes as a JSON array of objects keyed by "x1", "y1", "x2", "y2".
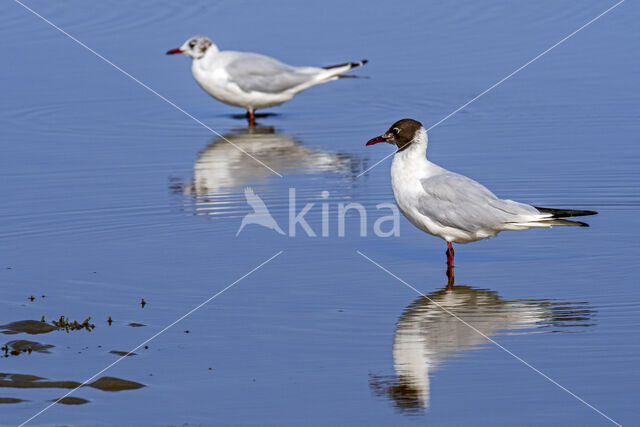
[
  {"x1": 225, "y1": 52, "x2": 317, "y2": 94},
  {"x1": 418, "y1": 172, "x2": 539, "y2": 232}
]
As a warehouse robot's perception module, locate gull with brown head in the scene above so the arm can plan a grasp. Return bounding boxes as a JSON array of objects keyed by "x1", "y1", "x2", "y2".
[{"x1": 366, "y1": 118, "x2": 597, "y2": 275}]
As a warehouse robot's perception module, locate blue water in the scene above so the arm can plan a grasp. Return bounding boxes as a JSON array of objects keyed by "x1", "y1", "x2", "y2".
[{"x1": 1, "y1": 0, "x2": 638, "y2": 425}]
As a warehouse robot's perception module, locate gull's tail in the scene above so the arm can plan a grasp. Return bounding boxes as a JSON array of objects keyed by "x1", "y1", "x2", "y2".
[
  {"x1": 305, "y1": 59, "x2": 368, "y2": 89},
  {"x1": 534, "y1": 206, "x2": 598, "y2": 227}
]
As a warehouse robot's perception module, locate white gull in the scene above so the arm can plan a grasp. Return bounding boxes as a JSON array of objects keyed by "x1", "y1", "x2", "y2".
[
  {"x1": 366, "y1": 119, "x2": 597, "y2": 266},
  {"x1": 167, "y1": 36, "x2": 367, "y2": 124}
]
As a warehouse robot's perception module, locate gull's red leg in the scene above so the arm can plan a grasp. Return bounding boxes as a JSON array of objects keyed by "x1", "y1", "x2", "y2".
[
  {"x1": 445, "y1": 241, "x2": 454, "y2": 267},
  {"x1": 247, "y1": 110, "x2": 256, "y2": 127},
  {"x1": 445, "y1": 241, "x2": 455, "y2": 290}
]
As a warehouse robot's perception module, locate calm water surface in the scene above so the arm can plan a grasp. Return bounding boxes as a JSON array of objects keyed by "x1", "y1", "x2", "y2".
[{"x1": 1, "y1": 0, "x2": 638, "y2": 425}]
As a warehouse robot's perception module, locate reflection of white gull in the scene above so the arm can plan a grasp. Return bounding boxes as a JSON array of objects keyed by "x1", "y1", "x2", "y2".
[
  {"x1": 371, "y1": 286, "x2": 592, "y2": 412},
  {"x1": 188, "y1": 126, "x2": 351, "y2": 195},
  {"x1": 236, "y1": 188, "x2": 284, "y2": 236}
]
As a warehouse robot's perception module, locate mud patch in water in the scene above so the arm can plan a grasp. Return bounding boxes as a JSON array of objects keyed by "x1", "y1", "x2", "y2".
[
  {"x1": 109, "y1": 350, "x2": 136, "y2": 357},
  {"x1": 3, "y1": 340, "x2": 54, "y2": 357},
  {"x1": 0, "y1": 317, "x2": 96, "y2": 335},
  {"x1": 0, "y1": 397, "x2": 26, "y2": 404},
  {"x1": 89, "y1": 377, "x2": 145, "y2": 392},
  {"x1": 0, "y1": 320, "x2": 56, "y2": 335},
  {"x1": 51, "y1": 396, "x2": 90, "y2": 405},
  {"x1": 0, "y1": 372, "x2": 144, "y2": 392}
]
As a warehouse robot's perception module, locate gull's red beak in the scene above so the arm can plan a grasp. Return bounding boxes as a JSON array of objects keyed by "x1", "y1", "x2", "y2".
[
  {"x1": 366, "y1": 136, "x2": 387, "y2": 146},
  {"x1": 166, "y1": 48, "x2": 183, "y2": 55}
]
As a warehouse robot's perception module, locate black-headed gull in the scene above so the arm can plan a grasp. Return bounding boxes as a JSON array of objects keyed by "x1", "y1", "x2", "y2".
[
  {"x1": 366, "y1": 119, "x2": 597, "y2": 267},
  {"x1": 167, "y1": 36, "x2": 367, "y2": 125}
]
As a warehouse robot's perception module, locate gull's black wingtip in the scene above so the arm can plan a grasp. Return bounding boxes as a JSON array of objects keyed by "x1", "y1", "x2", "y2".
[
  {"x1": 535, "y1": 207, "x2": 598, "y2": 218},
  {"x1": 323, "y1": 59, "x2": 368, "y2": 70}
]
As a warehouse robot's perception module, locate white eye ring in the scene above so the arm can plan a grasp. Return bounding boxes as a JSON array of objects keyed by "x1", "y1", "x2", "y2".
[{"x1": 393, "y1": 128, "x2": 400, "y2": 134}]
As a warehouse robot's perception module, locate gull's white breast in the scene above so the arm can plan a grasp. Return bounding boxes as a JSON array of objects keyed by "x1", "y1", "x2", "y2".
[{"x1": 390, "y1": 136, "x2": 473, "y2": 243}]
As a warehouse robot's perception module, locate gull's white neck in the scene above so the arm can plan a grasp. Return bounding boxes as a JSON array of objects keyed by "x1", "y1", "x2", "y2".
[
  {"x1": 391, "y1": 128, "x2": 437, "y2": 178},
  {"x1": 397, "y1": 128, "x2": 428, "y2": 161},
  {"x1": 390, "y1": 128, "x2": 443, "y2": 208}
]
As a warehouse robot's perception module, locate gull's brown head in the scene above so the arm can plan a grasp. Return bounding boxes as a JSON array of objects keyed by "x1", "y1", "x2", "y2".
[{"x1": 366, "y1": 119, "x2": 424, "y2": 152}]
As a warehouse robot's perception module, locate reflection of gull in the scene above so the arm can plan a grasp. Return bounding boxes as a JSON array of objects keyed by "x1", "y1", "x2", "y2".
[
  {"x1": 188, "y1": 126, "x2": 351, "y2": 194},
  {"x1": 370, "y1": 285, "x2": 593, "y2": 412},
  {"x1": 236, "y1": 188, "x2": 285, "y2": 236}
]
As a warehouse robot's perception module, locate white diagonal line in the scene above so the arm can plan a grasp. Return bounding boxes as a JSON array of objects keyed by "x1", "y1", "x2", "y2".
[
  {"x1": 356, "y1": 0, "x2": 624, "y2": 178},
  {"x1": 13, "y1": 0, "x2": 283, "y2": 178},
  {"x1": 356, "y1": 250, "x2": 621, "y2": 427},
  {"x1": 357, "y1": 153, "x2": 395, "y2": 179},
  {"x1": 19, "y1": 250, "x2": 283, "y2": 427}
]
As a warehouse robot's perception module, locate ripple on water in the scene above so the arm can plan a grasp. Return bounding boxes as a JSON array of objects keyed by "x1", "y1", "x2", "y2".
[
  {"x1": 2, "y1": 98, "x2": 199, "y2": 139},
  {"x1": 5, "y1": 0, "x2": 209, "y2": 42}
]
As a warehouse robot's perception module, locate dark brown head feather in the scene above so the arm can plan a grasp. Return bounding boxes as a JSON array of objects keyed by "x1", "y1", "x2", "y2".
[{"x1": 382, "y1": 119, "x2": 423, "y2": 152}]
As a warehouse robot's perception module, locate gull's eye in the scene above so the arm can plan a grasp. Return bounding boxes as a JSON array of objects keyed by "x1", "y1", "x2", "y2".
[
  {"x1": 392, "y1": 128, "x2": 400, "y2": 135},
  {"x1": 189, "y1": 41, "x2": 196, "y2": 48}
]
